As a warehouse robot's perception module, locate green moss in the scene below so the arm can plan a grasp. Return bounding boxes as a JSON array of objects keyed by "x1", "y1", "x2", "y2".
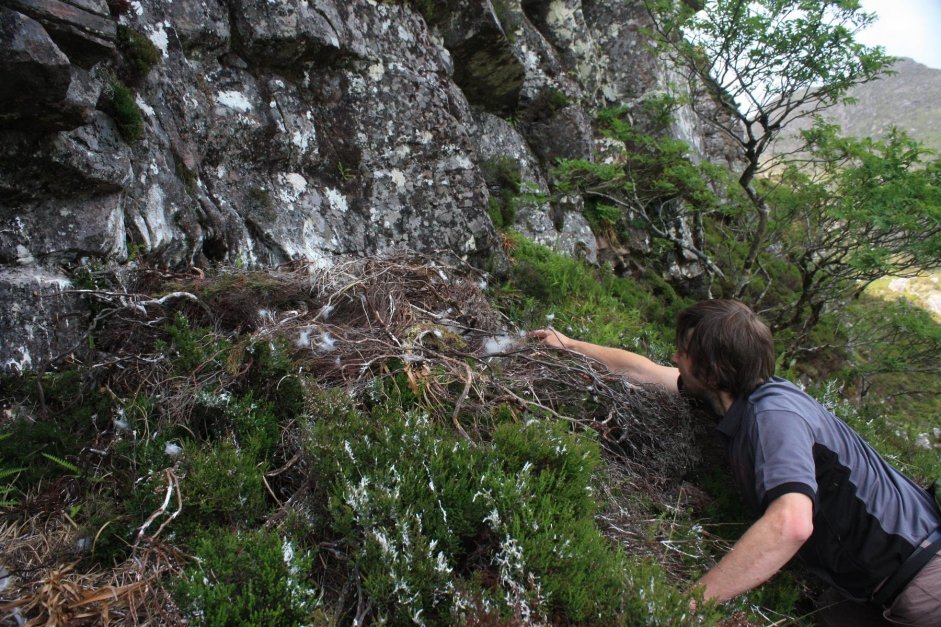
[
  {"x1": 108, "y1": 81, "x2": 144, "y2": 142},
  {"x1": 481, "y1": 155, "x2": 523, "y2": 228}
]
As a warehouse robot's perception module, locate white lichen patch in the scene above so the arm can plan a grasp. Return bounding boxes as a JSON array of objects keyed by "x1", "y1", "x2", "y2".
[
  {"x1": 325, "y1": 187, "x2": 348, "y2": 213},
  {"x1": 368, "y1": 61, "x2": 386, "y2": 81},
  {"x1": 216, "y1": 90, "x2": 253, "y2": 113},
  {"x1": 277, "y1": 172, "x2": 308, "y2": 203},
  {"x1": 135, "y1": 95, "x2": 155, "y2": 118},
  {"x1": 3, "y1": 346, "x2": 32, "y2": 372},
  {"x1": 391, "y1": 169, "x2": 408, "y2": 190},
  {"x1": 147, "y1": 21, "x2": 170, "y2": 58},
  {"x1": 396, "y1": 24, "x2": 414, "y2": 43},
  {"x1": 133, "y1": 185, "x2": 173, "y2": 251},
  {"x1": 15, "y1": 245, "x2": 34, "y2": 265},
  {"x1": 291, "y1": 121, "x2": 317, "y2": 153}
]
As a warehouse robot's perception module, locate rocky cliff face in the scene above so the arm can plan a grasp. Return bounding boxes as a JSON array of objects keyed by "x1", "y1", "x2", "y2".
[{"x1": 0, "y1": 0, "x2": 734, "y2": 371}]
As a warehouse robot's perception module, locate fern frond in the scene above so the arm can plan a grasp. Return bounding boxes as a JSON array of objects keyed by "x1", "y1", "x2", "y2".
[
  {"x1": 41, "y1": 453, "x2": 82, "y2": 476},
  {"x1": 0, "y1": 467, "x2": 23, "y2": 481}
]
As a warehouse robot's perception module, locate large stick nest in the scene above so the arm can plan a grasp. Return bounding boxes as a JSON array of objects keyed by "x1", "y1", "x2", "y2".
[{"x1": 91, "y1": 252, "x2": 698, "y2": 475}]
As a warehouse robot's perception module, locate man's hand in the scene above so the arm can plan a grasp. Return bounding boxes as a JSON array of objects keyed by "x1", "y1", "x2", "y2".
[{"x1": 529, "y1": 328, "x2": 571, "y2": 350}]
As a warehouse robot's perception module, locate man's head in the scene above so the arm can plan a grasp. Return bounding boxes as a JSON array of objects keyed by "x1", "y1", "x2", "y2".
[{"x1": 675, "y1": 300, "x2": 775, "y2": 398}]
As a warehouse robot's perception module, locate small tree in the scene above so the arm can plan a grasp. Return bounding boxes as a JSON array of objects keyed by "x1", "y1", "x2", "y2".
[
  {"x1": 761, "y1": 123, "x2": 941, "y2": 345},
  {"x1": 644, "y1": 0, "x2": 893, "y2": 293},
  {"x1": 554, "y1": 103, "x2": 733, "y2": 285}
]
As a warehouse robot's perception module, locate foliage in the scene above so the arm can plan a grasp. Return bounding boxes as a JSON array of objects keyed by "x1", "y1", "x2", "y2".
[
  {"x1": 753, "y1": 123, "x2": 941, "y2": 339},
  {"x1": 107, "y1": 80, "x2": 145, "y2": 142},
  {"x1": 8, "y1": 251, "x2": 912, "y2": 624},
  {"x1": 0, "y1": 434, "x2": 23, "y2": 507},
  {"x1": 481, "y1": 155, "x2": 523, "y2": 228},
  {"x1": 305, "y1": 389, "x2": 704, "y2": 624},
  {"x1": 0, "y1": 370, "x2": 109, "y2": 491},
  {"x1": 116, "y1": 25, "x2": 160, "y2": 85},
  {"x1": 521, "y1": 86, "x2": 572, "y2": 126},
  {"x1": 497, "y1": 232, "x2": 685, "y2": 361},
  {"x1": 644, "y1": 0, "x2": 894, "y2": 292},
  {"x1": 554, "y1": 104, "x2": 734, "y2": 285},
  {"x1": 161, "y1": 312, "x2": 231, "y2": 375},
  {"x1": 173, "y1": 528, "x2": 320, "y2": 626}
]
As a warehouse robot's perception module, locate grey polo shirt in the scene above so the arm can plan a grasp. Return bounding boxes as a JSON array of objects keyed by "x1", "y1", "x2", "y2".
[{"x1": 717, "y1": 377, "x2": 941, "y2": 600}]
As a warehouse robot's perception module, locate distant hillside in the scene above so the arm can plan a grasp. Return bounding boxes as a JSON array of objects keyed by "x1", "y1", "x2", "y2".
[{"x1": 774, "y1": 58, "x2": 941, "y2": 153}]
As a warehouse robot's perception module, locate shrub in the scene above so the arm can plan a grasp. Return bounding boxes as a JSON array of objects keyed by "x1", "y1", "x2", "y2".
[
  {"x1": 173, "y1": 528, "x2": 320, "y2": 626},
  {"x1": 497, "y1": 233, "x2": 679, "y2": 358},
  {"x1": 307, "y1": 392, "x2": 632, "y2": 624},
  {"x1": 116, "y1": 25, "x2": 160, "y2": 85},
  {"x1": 108, "y1": 81, "x2": 144, "y2": 142},
  {"x1": 177, "y1": 438, "x2": 268, "y2": 531}
]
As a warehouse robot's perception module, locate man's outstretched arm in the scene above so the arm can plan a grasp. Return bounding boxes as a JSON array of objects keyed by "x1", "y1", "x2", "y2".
[
  {"x1": 530, "y1": 328, "x2": 679, "y2": 392},
  {"x1": 695, "y1": 492, "x2": 814, "y2": 603}
]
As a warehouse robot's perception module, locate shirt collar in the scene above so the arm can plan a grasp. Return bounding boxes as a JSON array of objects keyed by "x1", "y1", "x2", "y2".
[
  {"x1": 716, "y1": 392, "x2": 750, "y2": 437},
  {"x1": 715, "y1": 378, "x2": 778, "y2": 436}
]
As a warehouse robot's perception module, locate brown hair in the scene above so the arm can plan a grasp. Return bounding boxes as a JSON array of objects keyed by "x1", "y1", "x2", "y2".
[{"x1": 676, "y1": 300, "x2": 775, "y2": 397}]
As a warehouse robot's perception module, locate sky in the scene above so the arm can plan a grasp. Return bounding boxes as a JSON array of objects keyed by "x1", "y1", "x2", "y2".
[{"x1": 856, "y1": 0, "x2": 941, "y2": 69}]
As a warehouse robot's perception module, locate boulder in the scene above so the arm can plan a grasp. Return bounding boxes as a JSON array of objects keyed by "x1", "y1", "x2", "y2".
[
  {"x1": 0, "y1": 8, "x2": 72, "y2": 127},
  {"x1": 5, "y1": 0, "x2": 116, "y2": 68},
  {"x1": 0, "y1": 267, "x2": 87, "y2": 373}
]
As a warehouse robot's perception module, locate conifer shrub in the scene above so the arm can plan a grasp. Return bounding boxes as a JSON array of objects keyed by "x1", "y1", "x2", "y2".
[
  {"x1": 161, "y1": 312, "x2": 231, "y2": 376},
  {"x1": 242, "y1": 338, "x2": 307, "y2": 423},
  {"x1": 306, "y1": 390, "x2": 632, "y2": 624},
  {"x1": 176, "y1": 438, "x2": 269, "y2": 532},
  {"x1": 173, "y1": 528, "x2": 320, "y2": 626},
  {"x1": 107, "y1": 81, "x2": 145, "y2": 142}
]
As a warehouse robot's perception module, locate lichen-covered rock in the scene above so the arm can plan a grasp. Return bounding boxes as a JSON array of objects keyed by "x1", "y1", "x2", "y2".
[
  {"x1": 229, "y1": 0, "x2": 361, "y2": 67},
  {"x1": 0, "y1": 0, "x2": 737, "y2": 370},
  {"x1": 521, "y1": 0, "x2": 605, "y2": 99},
  {"x1": 428, "y1": 0, "x2": 525, "y2": 115},
  {"x1": 525, "y1": 104, "x2": 594, "y2": 166},
  {"x1": 164, "y1": 0, "x2": 230, "y2": 56},
  {"x1": 0, "y1": 268, "x2": 86, "y2": 372},
  {"x1": 583, "y1": 0, "x2": 660, "y2": 103}
]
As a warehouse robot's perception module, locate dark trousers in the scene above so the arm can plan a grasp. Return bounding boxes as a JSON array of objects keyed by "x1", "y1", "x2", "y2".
[{"x1": 815, "y1": 553, "x2": 941, "y2": 627}]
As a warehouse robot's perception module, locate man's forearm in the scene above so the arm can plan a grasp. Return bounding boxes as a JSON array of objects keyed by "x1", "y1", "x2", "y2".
[
  {"x1": 696, "y1": 493, "x2": 813, "y2": 603},
  {"x1": 531, "y1": 328, "x2": 679, "y2": 390}
]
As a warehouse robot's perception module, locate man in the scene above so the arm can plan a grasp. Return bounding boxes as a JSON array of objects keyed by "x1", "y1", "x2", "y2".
[{"x1": 531, "y1": 299, "x2": 941, "y2": 625}]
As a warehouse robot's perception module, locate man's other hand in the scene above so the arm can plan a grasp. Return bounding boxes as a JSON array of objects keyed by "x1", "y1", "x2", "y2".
[{"x1": 529, "y1": 328, "x2": 571, "y2": 350}]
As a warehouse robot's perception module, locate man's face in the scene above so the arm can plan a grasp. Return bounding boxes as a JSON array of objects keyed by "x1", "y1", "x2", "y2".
[{"x1": 672, "y1": 335, "x2": 713, "y2": 401}]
